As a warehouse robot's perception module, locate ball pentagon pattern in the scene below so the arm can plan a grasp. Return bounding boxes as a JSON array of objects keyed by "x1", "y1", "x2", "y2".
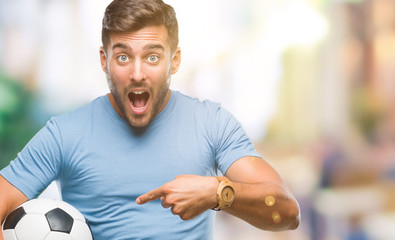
[
  {"x1": 2, "y1": 199, "x2": 92, "y2": 240},
  {"x1": 45, "y1": 208, "x2": 74, "y2": 233},
  {"x1": 3, "y1": 207, "x2": 26, "y2": 230}
]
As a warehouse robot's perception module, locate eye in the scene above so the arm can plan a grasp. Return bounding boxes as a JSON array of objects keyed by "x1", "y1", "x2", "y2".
[
  {"x1": 147, "y1": 55, "x2": 159, "y2": 63},
  {"x1": 117, "y1": 55, "x2": 129, "y2": 62}
]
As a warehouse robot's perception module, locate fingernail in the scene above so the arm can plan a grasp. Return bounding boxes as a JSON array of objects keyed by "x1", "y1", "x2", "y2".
[{"x1": 136, "y1": 198, "x2": 141, "y2": 204}]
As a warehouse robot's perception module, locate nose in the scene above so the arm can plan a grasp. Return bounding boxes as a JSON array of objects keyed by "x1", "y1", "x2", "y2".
[{"x1": 131, "y1": 59, "x2": 145, "y2": 82}]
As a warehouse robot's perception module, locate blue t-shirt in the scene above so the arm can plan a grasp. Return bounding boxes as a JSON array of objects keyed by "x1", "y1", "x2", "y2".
[{"x1": 1, "y1": 90, "x2": 260, "y2": 240}]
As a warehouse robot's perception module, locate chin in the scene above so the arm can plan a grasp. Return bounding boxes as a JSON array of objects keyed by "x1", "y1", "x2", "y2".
[{"x1": 127, "y1": 114, "x2": 153, "y2": 129}]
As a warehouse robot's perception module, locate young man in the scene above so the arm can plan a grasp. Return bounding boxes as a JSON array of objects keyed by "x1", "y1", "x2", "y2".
[{"x1": 0, "y1": 0, "x2": 300, "y2": 239}]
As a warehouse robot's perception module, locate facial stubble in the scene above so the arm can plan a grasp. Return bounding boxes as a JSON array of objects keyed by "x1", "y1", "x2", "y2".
[{"x1": 106, "y1": 68, "x2": 171, "y2": 129}]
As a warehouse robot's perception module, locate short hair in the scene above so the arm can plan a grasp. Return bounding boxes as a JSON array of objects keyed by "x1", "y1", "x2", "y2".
[{"x1": 102, "y1": 0, "x2": 179, "y2": 52}]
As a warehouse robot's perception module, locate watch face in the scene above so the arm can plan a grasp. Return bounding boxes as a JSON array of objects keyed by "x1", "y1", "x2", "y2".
[{"x1": 221, "y1": 186, "x2": 235, "y2": 203}]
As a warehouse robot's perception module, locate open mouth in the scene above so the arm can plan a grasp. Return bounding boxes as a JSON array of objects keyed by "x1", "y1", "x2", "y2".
[{"x1": 128, "y1": 90, "x2": 150, "y2": 114}]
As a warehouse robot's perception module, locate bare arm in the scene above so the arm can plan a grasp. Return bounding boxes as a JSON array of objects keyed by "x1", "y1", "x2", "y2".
[
  {"x1": 223, "y1": 156, "x2": 300, "y2": 231},
  {"x1": 0, "y1": 175, "x2": 28, "y2": 240},
  {"x1": 136, "y1": 156, "x2": 300, "y2": 231}
]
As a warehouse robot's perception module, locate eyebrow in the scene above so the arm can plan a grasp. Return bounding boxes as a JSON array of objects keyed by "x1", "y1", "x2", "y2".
[
  {"x1": 144, "y1": 44, "x2": 165, "y2": 51},
  {"x1": 112, "y1": 43, "x2": 130, "y2": 51},
  {"x1": 112, "y1": 43, "x2": 165, "y2": 52}
]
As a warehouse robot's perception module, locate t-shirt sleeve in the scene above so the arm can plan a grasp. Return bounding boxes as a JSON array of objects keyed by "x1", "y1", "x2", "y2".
[
  {"x1": 0, "y1": 118, "x2": 63, "y2": 199},
  {"x1": 212, "y1": 106, "x2": 261, "y2": 175}
]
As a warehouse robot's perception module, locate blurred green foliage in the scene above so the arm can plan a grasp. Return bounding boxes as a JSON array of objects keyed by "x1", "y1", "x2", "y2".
[{"x1": 0, "y1": 72, "x2": 41, "y2": 169}]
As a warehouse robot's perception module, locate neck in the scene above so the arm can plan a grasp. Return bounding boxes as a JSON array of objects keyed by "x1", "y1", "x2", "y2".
[{"x1": 107, "y1": 93, "x2": 124, "y2": 118}]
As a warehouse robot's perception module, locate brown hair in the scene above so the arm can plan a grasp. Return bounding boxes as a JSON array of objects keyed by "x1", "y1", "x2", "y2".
[{"x1": 102, "y1": 0, "x2": 179, "y2": 52}]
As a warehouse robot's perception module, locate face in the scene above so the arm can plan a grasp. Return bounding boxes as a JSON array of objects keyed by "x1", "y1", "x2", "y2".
[{"x1": 100, "y1": 25, "x2": 181, "y2": 128}]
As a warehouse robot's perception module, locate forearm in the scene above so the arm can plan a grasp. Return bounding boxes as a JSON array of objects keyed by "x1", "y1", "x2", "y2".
[
  {"x1": 0, "y1": 175, "x2": 29, "y2": 240},
  {"x1": 223, "y1": 181, "x2": 300, "y2": 231},
  {"x1": 1, "y1": 198, "x2": 9, "y2": 240},
  {"x1": 137, "y1": 174, "x2": 300, "y2": 230},
  {"x1": 1, "y1": 206, "x2": 8, "y2": 240}
]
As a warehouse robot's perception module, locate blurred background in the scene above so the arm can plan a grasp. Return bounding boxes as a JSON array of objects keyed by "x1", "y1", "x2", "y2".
[{"x1": 1, "y1": 0, "x2": 395, "y2": 239}]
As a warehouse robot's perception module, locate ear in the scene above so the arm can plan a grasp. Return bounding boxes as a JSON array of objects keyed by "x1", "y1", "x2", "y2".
[
  {"x1": 171, "y1": 47, "x2": 181, "y2": 74},
  {"x1": 99, "y1": 46, "x2": 107, "y2": 72}
]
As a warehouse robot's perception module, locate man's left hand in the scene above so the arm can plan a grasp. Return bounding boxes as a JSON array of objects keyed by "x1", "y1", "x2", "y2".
[{"x1": 136, "y1": 175, "x2": 218, "y2": 220}]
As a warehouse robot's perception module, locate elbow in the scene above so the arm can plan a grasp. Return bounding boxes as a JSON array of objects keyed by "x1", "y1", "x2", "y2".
[
  {"x1": 254, "y1": 198, "x2": 301, "y2": 231},
  {"x1": 270, "y1": 197, "x2": 301, "y2": 231},
  {"x1": 286, "y1": 198, "x2": 301, "y2": 230}
]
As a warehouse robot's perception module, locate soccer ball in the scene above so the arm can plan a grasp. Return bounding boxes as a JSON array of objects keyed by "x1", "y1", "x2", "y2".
[{"x1": 2, "y1": 198, "x2": 93, "y2": 240}]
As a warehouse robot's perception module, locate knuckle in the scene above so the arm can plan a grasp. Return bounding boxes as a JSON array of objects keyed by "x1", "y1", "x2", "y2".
[
  {"x1": 162, "y1": 189, "x2": 170, "y2": 195},
  {"x1": 147, "y1": 191, "x2": 153, "y2": 200},
  {"x1": 165, "y1": 199, "x2": 174, "y2": 206},
  {"x1": 171, "y1": 206, "x2": 181, "y2": 215},
  {"x1": 161, "y1": 201, "x2": 170, "y2": 208},
  {"x1": 164, "y1": 196, "x2": 175, "y2": 205},
  {"x1": 162, "y1": 184, "x2": 172, "y2": 194},
  {"x1": 180, "y1": 213, "x2": 192, "y2": 221}
]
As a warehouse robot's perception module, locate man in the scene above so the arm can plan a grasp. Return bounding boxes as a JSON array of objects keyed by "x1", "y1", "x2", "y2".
[{"x1": 0, "y1": 0, "x2": 300, "y2": 239}]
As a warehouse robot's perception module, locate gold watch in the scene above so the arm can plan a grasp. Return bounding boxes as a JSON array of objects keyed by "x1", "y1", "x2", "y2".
[{"x1": 212, "y1": 176, "x2": 236, "y2": 211}]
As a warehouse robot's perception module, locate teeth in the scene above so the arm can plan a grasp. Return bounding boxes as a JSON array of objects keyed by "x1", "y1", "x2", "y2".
[{"x1": 133, "y1": 91, "x2": 144, "y2": 94}]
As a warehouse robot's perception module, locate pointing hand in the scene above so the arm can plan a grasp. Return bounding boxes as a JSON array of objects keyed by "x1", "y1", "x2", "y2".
[{"x1": 136, "y1": 175, "x2": 219, "y2": 220}]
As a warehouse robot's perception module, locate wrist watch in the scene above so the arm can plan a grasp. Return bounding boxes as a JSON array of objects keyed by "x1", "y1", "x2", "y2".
[{"x1": 212, "y1": 176, "x2": 236, "y2": 211}]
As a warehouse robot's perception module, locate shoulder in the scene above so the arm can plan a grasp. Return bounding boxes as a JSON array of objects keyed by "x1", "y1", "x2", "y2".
[
  {"x1": 171, "y1": 91, "x2": 239, "y2": 128},
  {"x1": 172, "y1": 90, "x2": 222, "y2": 115},
  {"x1": 172, "y1": 91, "x2": 239, "y2": 132},
  {"x1": 48, "y1": 95, "x2": 108, "y2": 135},
  {"x1": 54, "y1": 96, "x2": 106, "y2": 122}
]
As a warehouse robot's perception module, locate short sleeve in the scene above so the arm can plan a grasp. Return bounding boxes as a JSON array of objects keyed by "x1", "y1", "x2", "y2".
[
  {"x1": 0, "y1": 118, "x2": 63, "y2": 199},
  {"x1": 213, "y1": 106, "x2": 261, "y2": 175}
]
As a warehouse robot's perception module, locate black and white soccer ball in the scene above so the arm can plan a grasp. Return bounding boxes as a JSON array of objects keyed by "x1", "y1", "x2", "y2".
[{"x1": 2, "y1": 198, "x2": 93, "y2": 240}]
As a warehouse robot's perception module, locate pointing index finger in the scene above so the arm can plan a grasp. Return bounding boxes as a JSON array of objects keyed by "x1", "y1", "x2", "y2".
[{"x1": 136, "y1": 187, "x2": 164, "y2": 205}]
